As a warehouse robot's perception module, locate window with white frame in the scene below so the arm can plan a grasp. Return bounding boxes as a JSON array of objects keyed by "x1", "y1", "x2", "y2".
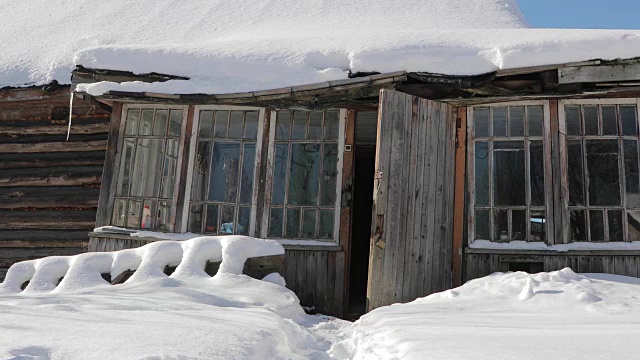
[
  {"x1": 111, "y1": 106, "x2": 184, "y2": 230},
  {"x1": 470, "y1": 104, "x2": 549, "y2": 242},
  {"x1": 187, "y1": 108, "x2": 262, "y2": 235},
  {"x1": 563, "y1": 101, "x2": 640, "y2": 241},
  {"x1": 266, "y1": 110, "x2": 341, "y2": 240}
]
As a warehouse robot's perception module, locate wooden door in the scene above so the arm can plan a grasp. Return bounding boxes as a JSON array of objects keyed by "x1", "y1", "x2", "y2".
[{"x1": 367, "y1": 90, "x2": 457, "y2": 311}]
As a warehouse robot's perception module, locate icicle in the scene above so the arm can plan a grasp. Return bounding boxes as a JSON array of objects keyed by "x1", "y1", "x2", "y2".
[{"x1": 66, "y1": 91, "x2": 74, "y2": 141}]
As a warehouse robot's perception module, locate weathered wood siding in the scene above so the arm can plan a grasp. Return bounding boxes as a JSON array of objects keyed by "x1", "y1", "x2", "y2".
[
  {"x1": 465, "y1": 251, "x2": 640, "y2": 279},
  {"x1": 0, "y1": 86, "x2": 110, "y2": 280},
  {"x1": 367, "y1": 90, "x2": 457, "y2": 310}
]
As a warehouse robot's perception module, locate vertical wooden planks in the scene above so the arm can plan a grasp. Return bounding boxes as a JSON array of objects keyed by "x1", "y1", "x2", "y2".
[{"x1": 451, "y1": 107, "x2": 467, "y2": 287}]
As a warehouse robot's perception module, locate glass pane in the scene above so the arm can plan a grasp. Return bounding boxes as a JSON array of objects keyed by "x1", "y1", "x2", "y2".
[
  {"x1": 474, "y1": 108, "x2": 489, "y2": 137},
  {"x1": 621, "y1": 106, "x2": 638, "y2": 136},
  {"x1": 214, "y1": 111, "x2": 229, "y2": 138},
  {"x1": 205, "y1": 204, "x2": 218, "y2": 233},
  {"x1": 235, "y1": 207, "x2": 250, "y2": 235},
  {"x1": 275, "y1": 111, "x2": 291, "y2": 140},
  {"x1": 191, "y1": 141, "x2": 211, "y2": 201},
  {"x1": 567, "y1": 140, "x2": 584, "y2": 206},
  {"x1": 324, "y1": 110, "x2": 340, "y2": 140},
  {"x1": 319, "y1": 209, "x2": 334, "y2": 239},
  {"x1": 229, "y1": 111, "x2": 244, "y2": 139},
  {"x1": 475, "y1": 210, "x2": 490, "y2": 240},
  {"x1": 321, "y1": 143, "x2": 339, "y2": 206},
  {"x1": 530, "y1": 140, "x2": 545, "y2": 206},
  {"x1": 570, "y1": 210, "x2": 587, "y2": 242},
  {"x1": 139, "y1": 109, "x2": 154, "y2": 135},
  {"x1": 208, "y1": 143, "x2": 241, "y2": 202},
  {"x1": 527, "y1": 106, "x2": 544, "y2": 137},
  {"x1": 493, "y1": 107, "x2": 507, "y2": 137},
  {"x1": 126, "y1": 199, "x2": 142, "y2": 228},
  {"x1": 608, "y1": 210, "x2": 624, "y2": 242},
  {"x1": 244, "y1": 111, "x2": 259, "y2": 139},
  {"x1": 289, "y1": 144, "x2": 320, "y2": 205},
  {"x1": 624, "y1": 140, "x2": 640, "y2": 207},
  {"x1": 198, "y1": 110, "x2": 214, "y2": 138},
  {"x1": 584, "y1": 106, "x2": 599, "y2": 135},
  {"x1": 272, "y1": 144, "x2": 289, "y2": 205},
  {"x1": 160, "y1": 139, "x2": 178, "y2": 199},
  {"x1": 153, "y1": 109, "x2": 169, "y2": 136},
  {"x1": 125, "y1": 109, "x2": 140, "y2": 135},
  {"x1": 286, "y1": 208, "x2": 301, "y2": 238},
  {"x1": 269, "y1": 208, "x2": 284, "y2": 237},
  {"x1": 168, "y1": 110, "x2": 183, "y2": 136},
  {"x1": 141, "y1": 200, "x2": 155, "y2": 229},
  {"x1": 590, "y1": 210, "x2": 605, "y2": 241},
  {"x1": 116, "y1": 138, "x2": 136, "y2": 196},
  {"x1": 292, "y1": 111, "x2": 307, "y2": 140},
  {"x1": 111, "y1": 199, "x2": 127, "y2": 227},
  {"x1": 586, "y1": 140, "x2": 620, "y2": 206},
  {"x1": 239, "y1": 143, "x2": 256, "y2": 205},
  {"x1": 566, "y1": 106, "x2": 581, "y2": 136},
  {"x1": 131, "y1": 139, "x2": 164, "y2": 197},
  {"x1": 628, "y1": 210, "x2": 640, "y2": 241},
  {"x1": 512, "y1": 210, "x2": 526, "y2": 241},
  {"x1": 474, "y1": 142, "x2": 489, "y2": 206},
  {"x1": 602, "y1": 106, "x2": 618, "y2": 135},
  {"x1": 494, "y1": 210, "x2": 508, "y2": 242},
  {"x1": 156, "y1": 201, "x2": 171, "y2": 231},
  {"x1": 219, "y1": 205, "x2": 235, "y2": 234},
  {"x1": 302, "y1": 209, "x2": 317, "y2": 238},
  {"x1": 494, "y1": 142, "x2": 526, "y2": 206},
  {"x1": 530, "y1": 210, "x2": 546, "y2": 242},
  {"x1": 510, "y1": 106, "x2": 525, "y2": 137},
  {"x1": 188, "y1": 204, "x2": 203, "y2": 233},
  {"x1": 308, "y1": 111, "x2": 323, "y2": 140}
]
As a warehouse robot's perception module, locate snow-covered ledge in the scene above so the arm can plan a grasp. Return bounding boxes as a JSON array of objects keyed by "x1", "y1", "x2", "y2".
[
  {"x1": 469, "y1": 239, "x2": 640, "y2": 254},
  {"x1": 91, "y1": 227, "x2": 342, "y2": 252}
]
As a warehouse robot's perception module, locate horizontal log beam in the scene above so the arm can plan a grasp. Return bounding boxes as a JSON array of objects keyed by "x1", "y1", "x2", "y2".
[
  {"x1": 0, "y1": 140, "x2": 107, "y2": 153},
  {"x1": 0, "y1": 123, "x2": 109, "y2": 137},
  {"x1": 0, "y1": 166, "x2": 103, "y2": 187},
  {"x1": 0, "y1": 186, "x2": 100, "y2": 208},
  {"x1": 0, "y1": 209, "x2": 96, "y2": 230},
  {"x1": 0, "y1": 151, "x2": 106, "y2": 169},
  {"x1": 0, "y1": 247, "x2": 84, "y2": 268},
  {"x1": 0, "y1": 133, "x2": 108, "y2": 144}
]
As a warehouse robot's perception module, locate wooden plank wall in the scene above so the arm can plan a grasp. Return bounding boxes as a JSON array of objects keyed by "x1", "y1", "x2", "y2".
[
  {"x1": 0, "y1": 86, "x2": 110, "y2": 280},
  {"x1": 367, "y1": 90, "x2": 457, "y2": 310},
  {"x1": 465, "y1": 253, "x2": 640, "y2": 279}
]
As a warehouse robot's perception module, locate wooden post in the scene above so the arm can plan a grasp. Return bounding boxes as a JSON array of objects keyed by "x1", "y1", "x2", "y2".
[
  {"x1": 451, "y1": 107, "x2": 467, "y2": 287},
  {"x1": 95, "y1": 102, "x2": 123, "y2": 227},
  {"x1": 173, "y1": 105, "x2": 195, "y2": 232}
]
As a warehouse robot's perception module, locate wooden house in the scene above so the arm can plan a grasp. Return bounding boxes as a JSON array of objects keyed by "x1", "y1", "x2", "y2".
[{"x1": 80, "y1": 58, "x2": 640, "y2": 318}]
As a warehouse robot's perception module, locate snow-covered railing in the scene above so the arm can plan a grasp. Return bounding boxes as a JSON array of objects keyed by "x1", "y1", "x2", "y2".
[{"x1": 0, "y1": 236, "x2": 284, "y2": 294}]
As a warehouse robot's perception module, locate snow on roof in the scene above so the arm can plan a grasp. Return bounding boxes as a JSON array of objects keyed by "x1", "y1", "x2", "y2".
[{"x1": 2, "y1": 0, "x2": 640, "y2": 95}]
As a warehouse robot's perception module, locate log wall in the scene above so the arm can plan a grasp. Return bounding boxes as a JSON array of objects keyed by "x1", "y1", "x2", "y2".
[{"x1": 0, "y1": 85, "x2": 110, "y2": 280}]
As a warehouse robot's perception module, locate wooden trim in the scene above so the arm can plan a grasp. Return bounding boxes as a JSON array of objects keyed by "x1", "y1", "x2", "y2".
[
  {"x1": 466, "y1": 248, "x2": 640, "y2": 256},
  {"x1": 173, "y1": 105, "x2": 195, "y2": 232},
  {"x1": 338, "y1": 110, "x2": 355, "y2": 314},
  {"x1": 451, "y1": 107, "x2": 467, "y2": 287},
  {"x1": 561, "y1": 98, "x2": 638, "y2": 105},
  {"x1": 95, "y1": 102, "x2": 124, "y2": 227},
  {"x1": 250, "y1": 108, "x2": 268, "y2": 237}
]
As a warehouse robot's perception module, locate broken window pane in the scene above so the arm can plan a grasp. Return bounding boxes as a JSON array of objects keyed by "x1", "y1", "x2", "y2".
[
  {"x1": 602, "y1": 106, "x2": 618, "y2": 135},
  {"x1": 292, "y1": 111, "x2": 307, "y2": 140},
  {"x1": 621, "y1": 106, "x2": 638, "y2": 136},
  {"x1": 567, "y1": 140, "x2": 584, "y2": 206},
  {"x1": 288, "y1": 144, "x2": 320, "y2": 206},
  {"x1": 493, "y1": 107, "x2": 508, "y2": 137},
  {"x1": 569, "y1": 210, "x2": 587, "y2": 241},
  {"x1": 512, "y1": 210, "x2": 526, "y2": 241},
  {"x1": 528, "y1": 106, "x2": 544, "y2": 137},
  {"x1": 214, "y1": 111, "x2": 229, "y2": 138},
  {"x1": 139, "y1": 109, "x2": 154, "y2": 135},
  {"x1": 228, "y1": 111, "x2": 244, "y2": 139},
  {"x1": 475, "y1": 142, "x2": 489, "y2": 206},
  {"x1": 530, "y1": 210, "x2": 546, "y2": 242},
  {"x1": 475, "y1": 210, "x2": 490, "y2": 240},
  {"x1": 275, "y1": 111, "x2": 291, "y2": 140},
  {"x1": 208, "y1": 143, "x2": 241, "y2": 202},
  {"x1": 188, "y1": 204, "x2": 203, "y2": 233},
  {"x1": 608, "y1": 210, "x2": 624, "y2": 242},
  {"x1": 494, "y1": 210, "x2": 509, "y2": 242},
  {"x1": 272, "y1": 144, "x2": 289, "y2": 205},
  {"x1": 584, "y1": 106, "x2": 599, "y2": 135},
  {"x1": 530, "y1": 140, "x2": 545, "y2": 206},
  {"x1": 628, "y1": 210, "x2": 640, "y2": 241},
  {"x1": 494, "y1": 142, "x2": 526, "y2": 206},
  {"x1": 125, "y1": 109, "x2": 140, "y2": 135},
  {"x1": 624, "y1": 140, "x2": 640, "y2": 207},
  {"x1": 269, "y1": 208, "x2": 283, "y2": 237},
  {"x1": 589, "y1": 210, "x2": 605, "y2": 241},
  {"x1": 319, "y1": 209, "x2": 334, "y2": 239},
  {"x1": 586, "y1": 140, "x2": 620, "y2": 206},
  {"x1": 510, "y1": 106, "x2": 525, "y2": 137},
  {"x1": 286, "y1": 208, "x2": 301, "y2": 238},
  {"x1": 566, "y1": 106, "x2": 581, "y2": 136},
  {"x1": 474, "y1": 108, "x2": 490, "y2": 137},
  {"x1": 243, "y1": 112, "x2": 259, "y2": 139},
  {"x1": 205, "y1": 204, "x2": 218, "y2": 233}
]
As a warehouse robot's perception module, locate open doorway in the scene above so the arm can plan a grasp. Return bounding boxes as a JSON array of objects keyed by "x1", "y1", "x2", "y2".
[{"x1": 347, "y1": 110, "x2": 378, "y2": 319}]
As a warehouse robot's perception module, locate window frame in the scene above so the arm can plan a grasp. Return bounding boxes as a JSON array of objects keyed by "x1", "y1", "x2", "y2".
[{"x1": 467, "y1": 100, "x2": 553, "y2": 244}]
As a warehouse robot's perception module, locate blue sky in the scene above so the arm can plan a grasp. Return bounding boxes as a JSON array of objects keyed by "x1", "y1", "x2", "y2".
[{"x1": 517, "y1": 0, "x2": 640, "y2": 29}]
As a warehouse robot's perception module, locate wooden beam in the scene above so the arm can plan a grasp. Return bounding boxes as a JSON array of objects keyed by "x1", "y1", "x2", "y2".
[
  {"x1": 559, "y1": 63, "x2": 640, "y2": 84},
  {"x1": 0, "y1": 140, "x2": 107, "y2": 153},
  {"x1": 172, "y1": 105, "x2": 195, "y2": 232},
  {"x1": 95, "y1": 102, "x2": 123, "y2": 227},
  {"x1": 0, "y1": 166, "x2": 102, "y2": 187},
  {"x1": 338, "y1": 110, "x2": 356, "y2": 316},
  {"x1": 0, "y1": 186, "x2": 99, "y2": 209},
  {"x1": 451, "y1": 107, "x2": 467, "y2": 287}
]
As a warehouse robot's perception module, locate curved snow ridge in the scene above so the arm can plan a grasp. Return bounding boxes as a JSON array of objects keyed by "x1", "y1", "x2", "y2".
[{"x1": 0, "y1": 236, "x2": 284, "y2": 295}]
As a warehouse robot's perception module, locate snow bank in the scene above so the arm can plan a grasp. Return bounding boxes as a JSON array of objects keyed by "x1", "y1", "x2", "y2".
[{"x1": 331, "y1": 269, "x2": 640, "y2": 360}]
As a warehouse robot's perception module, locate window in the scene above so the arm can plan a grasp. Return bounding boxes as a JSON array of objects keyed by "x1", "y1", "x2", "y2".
[
  {"x1": 564, "y1": 102, "x2": 640, "y2": 241},
  {"x1": 111, "y1": 106, "x2": 185, "y2": 230},
  {"x1": 266, "y1": 110, "x2": 341, "y2": 239},
  {"x1": 470, "y1": 104, "x2": 548, "y2": 242},
  {"x1": 187, "y1": 108, "x2": 262, "y2": 235}
]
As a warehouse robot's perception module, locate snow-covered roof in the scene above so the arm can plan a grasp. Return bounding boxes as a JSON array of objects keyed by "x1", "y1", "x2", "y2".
[{"x1": 2, "y1": 0, "x2": 640, "y2": 95}]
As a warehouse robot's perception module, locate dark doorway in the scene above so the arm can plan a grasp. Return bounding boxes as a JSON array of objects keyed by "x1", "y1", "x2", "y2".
[{"x1": 348, "y1": 111, "x2": 378, "y2": 319}]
